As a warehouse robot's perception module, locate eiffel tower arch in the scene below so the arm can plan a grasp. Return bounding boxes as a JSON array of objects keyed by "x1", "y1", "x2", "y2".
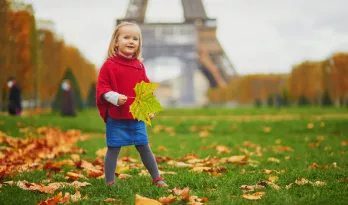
[{"x1": 117, "y1": 0, "x2": 238, "y2": 106}]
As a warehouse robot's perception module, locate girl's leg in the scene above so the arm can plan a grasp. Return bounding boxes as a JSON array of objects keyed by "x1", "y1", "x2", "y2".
[
  {"x1": 104, "y1": 146, "x2": 121, "y2": 184},
  {"x1": 135, "y1": 144, "x2": 168, "y2": 186}
]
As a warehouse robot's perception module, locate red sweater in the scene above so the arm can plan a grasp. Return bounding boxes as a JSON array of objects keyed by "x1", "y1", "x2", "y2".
[{"x1": 96, "y1": 53, "x2": 150, "y2": 122}]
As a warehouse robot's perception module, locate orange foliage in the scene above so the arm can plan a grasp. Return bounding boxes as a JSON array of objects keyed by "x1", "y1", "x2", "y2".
[
  {"x1": 4, "y1": 9, "x2": 36, "y2": 98},
  {"x1": 288, "y1": 61, "x2": 325, "y2": 103},
  {"x1": 288, "y1": 54, "x2": 348, "y2": 105},
  {"x1": 208, "y1": 74, "x2": 286, "y2": 104},
  {"x1": 64, "y1": 46, "x2": 97, "y2": 100},
  {"x1": 0, "y1": 1, "x2": 97, "y2": 105},
  {"x1": 330, "y1": 53, "x2": 348, "y2": 102}
]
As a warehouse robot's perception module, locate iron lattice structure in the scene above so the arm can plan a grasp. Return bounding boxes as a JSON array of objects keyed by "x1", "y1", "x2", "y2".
[{"x1": 117, "y1": 0, "x2": 237, "y2": 106}]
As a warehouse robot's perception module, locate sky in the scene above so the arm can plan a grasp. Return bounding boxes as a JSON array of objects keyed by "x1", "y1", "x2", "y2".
[{"x1": 20, "y1": 0, "x2": 348, "y2": 77}]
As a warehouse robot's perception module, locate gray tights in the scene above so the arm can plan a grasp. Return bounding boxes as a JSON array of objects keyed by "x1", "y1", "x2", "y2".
[{"x1": 104, "y1": 144, "x2": 160, "y2": 183}]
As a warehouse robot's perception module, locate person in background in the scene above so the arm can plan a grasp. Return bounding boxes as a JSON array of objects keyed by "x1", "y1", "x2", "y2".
[
  {"x1": 7, "y1": 77, "x2": 22, "y2": 116},
  {"x1": 61, "y1": 79, "x2": 76, "y2": 117}
]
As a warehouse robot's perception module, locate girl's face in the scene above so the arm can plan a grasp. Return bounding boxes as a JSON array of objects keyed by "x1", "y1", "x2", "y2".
[{"x1": 116, "y1": 25, "x2": 140, "y2": 57}]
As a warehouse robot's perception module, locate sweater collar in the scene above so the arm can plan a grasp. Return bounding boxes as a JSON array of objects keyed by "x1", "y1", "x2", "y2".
[{"x1": 109, "y1": 52, "x2": 142, "y2": 69}]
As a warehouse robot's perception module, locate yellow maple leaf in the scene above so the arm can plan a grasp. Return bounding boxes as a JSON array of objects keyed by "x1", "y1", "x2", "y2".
[{"x1": 129, "y1": 81, "x2": 163, "y2": 126}]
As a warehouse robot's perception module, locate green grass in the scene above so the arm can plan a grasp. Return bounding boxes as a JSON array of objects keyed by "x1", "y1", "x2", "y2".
[{"x1": 0, "y1": 108, "x2": 347, "y2": 204}]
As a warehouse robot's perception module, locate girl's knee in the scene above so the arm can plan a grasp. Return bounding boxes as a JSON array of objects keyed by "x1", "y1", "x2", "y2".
[{"x1": 135, "y1": 144, "x2": 151, "y2": 153}]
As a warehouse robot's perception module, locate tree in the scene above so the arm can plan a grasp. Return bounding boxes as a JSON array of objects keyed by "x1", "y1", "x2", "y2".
[
  {"x1": 86, "y1": 83, "x2": 96, "y2": 107},
  {"x1": 321, "y1": 90, "x2": 332, "y2": 106},
  {"x1": 298, "y1": 95, "x2": 311, "y2": 106},
  {"x1": 281, "y1": 89, "x2": 289, "y2": 106},
  {"x1": 254, "y1": 98, "x2": 262, "y2": 108},
  {"x1": 267, "y1": 94, "x2": 274, "y2": 107}
]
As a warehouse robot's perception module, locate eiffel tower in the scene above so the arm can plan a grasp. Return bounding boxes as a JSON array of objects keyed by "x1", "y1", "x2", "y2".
[{"x1": 117, "y1": 0, "x2": 237, "y2": 106}]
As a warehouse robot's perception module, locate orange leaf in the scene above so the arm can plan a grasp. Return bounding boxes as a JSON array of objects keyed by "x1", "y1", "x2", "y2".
[
  {"x1": 158, "y1": 195, "x2": 176, "y2": 204},
  {"x1": 135, "y1": 194, "x2": 162, "y2": 205},
  {"x1": 87, "y1": 169, "x2": 103, "y2": 178},
  {"x1": 64, "y1": 172, "x2": 85, "y2": 181},
  {"x1": 215, "y1": 145, "x2": 231, "y2": 154}
]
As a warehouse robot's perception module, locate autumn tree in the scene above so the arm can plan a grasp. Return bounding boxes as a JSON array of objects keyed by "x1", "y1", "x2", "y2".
[
  {"x1": 330, "y1": 53, "x2": 348, "y2": 105},
  {"x1": 86, "y1": 83, "x2": 96, "y2": 107},
  {"x1": 0, "y1": 0, "x2": 10, "y2": 109},
  {"x1": 37, "y1": 29, "x2": 66, "y2": 103},
  {"x1": 3, "y1": 3, "x2": 39, "y2": 101}
]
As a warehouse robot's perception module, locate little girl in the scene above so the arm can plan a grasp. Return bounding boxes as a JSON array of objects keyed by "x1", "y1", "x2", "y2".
[{"x1": 96, "y1": 22, "x2": 168, "y2": 187}]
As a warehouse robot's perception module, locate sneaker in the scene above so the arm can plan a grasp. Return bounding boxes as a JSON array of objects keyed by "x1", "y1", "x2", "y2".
[
  {"x1": 152, "y1": 177, "x2": 168, "y2": 187},
  {"x1": 106, "y1": 181, "x2": 115, "y2": 186}
]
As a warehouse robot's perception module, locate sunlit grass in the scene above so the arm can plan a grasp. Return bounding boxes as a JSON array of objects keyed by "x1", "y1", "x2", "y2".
[{"x1": 0, "y1": 108, "x2": 347, "y2": 204}]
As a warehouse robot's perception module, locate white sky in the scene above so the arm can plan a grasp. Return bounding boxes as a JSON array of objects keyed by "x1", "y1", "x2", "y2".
[{"x1": 20, "y1": 0, "x2": 348, "y2": 76}]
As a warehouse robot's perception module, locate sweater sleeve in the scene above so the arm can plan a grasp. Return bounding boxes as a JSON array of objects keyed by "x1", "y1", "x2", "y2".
[{"x1": 96, "y1": 61, "x2": 116, "y2": 105}]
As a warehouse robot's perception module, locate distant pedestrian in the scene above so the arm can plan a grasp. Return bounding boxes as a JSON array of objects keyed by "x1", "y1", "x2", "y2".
[
  {"x1": 61, "y1": 79, "x2": 76, "y2": 117},
  {"x1": 7, "y1": 77, "x2": 22, "y2": 116}
]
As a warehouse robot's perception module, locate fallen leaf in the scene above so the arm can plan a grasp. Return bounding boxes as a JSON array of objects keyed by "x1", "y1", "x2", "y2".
[
  {"x1": 70, "y1": 189, "x2": 82, "y2": 202},
  {"x1": 272, "y1": 146, "x2": 294, "y2": 153},
  {"x1": 155, "y1": 156, "x2": 172, "y2": 163},
  {"x1": 104, "y1": 198, "x2": 122, "y2": 203},
  {"x1": 268, "y1": 176, "x2": 279, "y2": 183},
  {"x1": 295, "y1": 178, "x2": 310, "y2": 185},
  {"x1": 116, "y1": 165, "x2": 130, "y2": 173},
  {"x1": 135, "y1": 194, "x2": 162, "y2": 205},
  {"x1": 312, "y1": 181, "x2": 327, "y2": 187},
  {"x1": 87, "y1": 169, "x2": 103, "y2": 178},
  {"x1": 221, "y1": 155, "x2": 248, "y2": 164},
  {"x1": 167, "y1": 160, "x2": 194, "y2": 168},
  {"x1": 117, "y1": 173, "x2": 132, "y2": 179},
  {"x1": 242, "y1": 191, "x2": 266, "y2": 200},
  {"x1": 158, "y1": 195, "x2": 176, "y2": 204},
  {"x1": 215, "y1": 145, "x2": 231, "y2": 154},
  {"x1": 96, "y1": 148, "x2": 107, "y2": 158},
  {"x1": 263, "y1": 169, "x2": 286, "y2": 174},
  {"x1": 199, "y1": 130, "x2": 210, "y2": 137},
  {"x1": 243, "y1": 141, "x2": 258, "y2": 148},
  {"x1": 188, "y1": 195, "x2": 205, "y2": 205},
  {"x1": 240, "y1": 184, "x2": 264, "y2": 192},
  {"x1": 307, "y1": 123, "x2": 314, "y2": 129},
  {"x1": 158, "y1": 146, "x2": 167, "y2": 152},
  {"x1": 65, "y1": 172, "x2": 86, "y2": 181},
  {"x1": 264, "y1": 181, "x2": 281, "y2": 190},
  {"x1": 267, "y1": 157, "x2": 280, "y2": 163},
  {"x1": 341, "y1": 141, "x2": 348, "y2": 147},
  {"x1": 160, "y1": 171, "x2": 177, "y2": 175},
  {"x1": 190, "y1": 167, "x2": 212, "y2": 173},
  {"x1": 70, "y1": 154, "x2": 80, "y2": 162},
  {"x1": 263, "y1": 127, "x2": 272, "y2": 133}
]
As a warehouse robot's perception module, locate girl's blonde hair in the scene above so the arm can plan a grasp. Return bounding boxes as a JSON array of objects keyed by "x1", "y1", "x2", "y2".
[{"x1": 107, "y1": 21, "x2": 143, "y2": 62}]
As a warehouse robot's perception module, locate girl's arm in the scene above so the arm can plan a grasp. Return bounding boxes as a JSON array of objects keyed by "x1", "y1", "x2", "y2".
[
  {"x1": 96, "y1": 62, "x2": 115, "y2": 105},
  {"x1": 104, "y1": 91, "x2": 120, "y2": 106},
  {"x1": 97, "y1": 62, "x2": 127, "y2": 106}
]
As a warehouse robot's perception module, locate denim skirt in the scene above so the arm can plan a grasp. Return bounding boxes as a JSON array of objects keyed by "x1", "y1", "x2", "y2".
[{"x1": 106, "y1": 118, "x2": 148, "y2": 147}]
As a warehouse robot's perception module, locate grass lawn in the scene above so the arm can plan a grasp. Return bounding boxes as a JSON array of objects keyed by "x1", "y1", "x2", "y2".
[{"x1": 0, "y1": 108, "x2": 347, "y2": 205}]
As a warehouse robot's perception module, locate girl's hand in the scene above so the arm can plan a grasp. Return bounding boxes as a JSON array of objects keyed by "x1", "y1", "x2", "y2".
[
  {"x1": 117, "y1": 95, "x2": 127, "y2": 105},
  {"x1": 149, "y1": 113, "x2": 155, "y2": 120}
]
